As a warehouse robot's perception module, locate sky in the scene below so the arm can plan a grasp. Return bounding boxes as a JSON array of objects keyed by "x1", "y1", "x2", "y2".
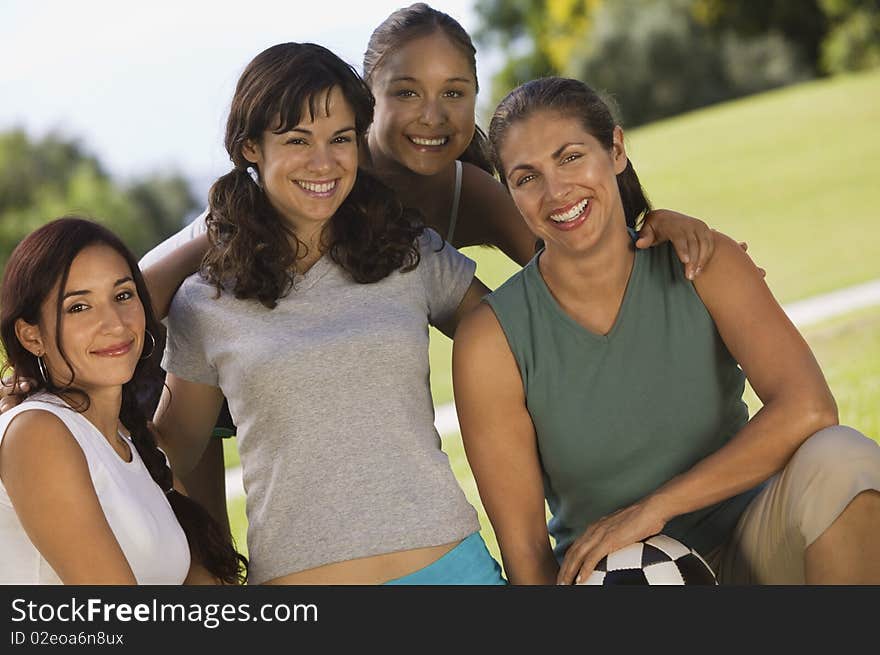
[{"x1": 0, "y1": 0, "x2": 496, "y2": 198}]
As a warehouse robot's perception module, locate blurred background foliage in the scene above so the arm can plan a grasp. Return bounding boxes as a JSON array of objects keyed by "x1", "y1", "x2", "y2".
[
  {"x1": 475, "y1": 0, "x2": 880, "y2": 125},
  {"x1": 0, "y1": 128, "x2": 198, "y2": 271}
]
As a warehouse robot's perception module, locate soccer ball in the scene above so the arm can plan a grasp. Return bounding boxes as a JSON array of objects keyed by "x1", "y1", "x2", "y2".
[{"x1": 579, "y1": 534, "x2": 718, "y2": 585}]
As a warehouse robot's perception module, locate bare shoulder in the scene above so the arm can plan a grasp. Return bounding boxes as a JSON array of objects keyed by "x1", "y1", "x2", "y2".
[
  {"x1": 454, "y1": 300, "x2": 519, "y2": 379},
  {"x1": 458, "y1": 164, "x2": 520, "y2": 227},
  {"x1": 0, "y1": 408, "x2": 87, "y2": 481},
  {"x1": 460, "y1": 163, "x2": 516, "y2": 211},
  {"x1": 700, "y1": 229, "x2": 763, "y2": 278},
  {"x1": 457, "y1": 163, "x2": 536, "y2": 264},
  {"x1": 455, "y1": 300, "x2": 505, "y2": 349},
  {"x1": 2, "y1": 408, "x2": 80, "y2": 455}
]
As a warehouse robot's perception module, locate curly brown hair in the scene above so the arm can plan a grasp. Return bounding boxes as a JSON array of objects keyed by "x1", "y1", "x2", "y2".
[{"x1": 205, "y1": 42, "x2": 424, "y2": 308}]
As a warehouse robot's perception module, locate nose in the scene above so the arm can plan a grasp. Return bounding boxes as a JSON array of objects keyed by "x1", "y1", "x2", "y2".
[
  {"x1": 306, "y1": 144, "x2": 333, "y2": 174},
  {"x1": 97, "y1": 303, "x2": 127, "y2": 335},
  {"x1": 544, "y1": 170, "x2": 572, "y2": 203},
  {"x1": 418, "y1": 97, "x2": 447, "y2": 127}
]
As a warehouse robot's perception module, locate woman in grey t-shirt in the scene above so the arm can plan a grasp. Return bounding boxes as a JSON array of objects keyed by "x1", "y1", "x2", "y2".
[{"x1": 153, "y1": 42, "x2": 506, "y2": 585}]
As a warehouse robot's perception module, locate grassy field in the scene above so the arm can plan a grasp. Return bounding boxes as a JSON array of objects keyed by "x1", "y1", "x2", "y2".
[
  {"x1": 225, "y1": 70, "x2": 880, "y2": 562},
  {"x1": 624, "y1": 69, "x2": 880, "y2": 304}
]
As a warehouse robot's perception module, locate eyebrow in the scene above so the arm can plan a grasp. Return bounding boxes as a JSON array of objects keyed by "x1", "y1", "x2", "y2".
[
  {"x1": 388, "y1": 76, "x2": 473, "y2": 85},
  {"x1": 63, "y1": 276, "x2": 134, "y2": 300},
  {"x1": 288, "y1": 126, "x2": 356, "y2": 136},
  {"x1": 506, "y1": 142, "x2": 585, "y2": 177}
]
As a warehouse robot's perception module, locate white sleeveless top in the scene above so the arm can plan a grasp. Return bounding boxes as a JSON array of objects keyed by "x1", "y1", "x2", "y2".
[{"x1": 0, "y1": 394, "x2": 190, "y2": 584}]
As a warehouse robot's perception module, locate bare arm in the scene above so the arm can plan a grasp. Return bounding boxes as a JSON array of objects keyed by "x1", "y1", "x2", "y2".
[
  {"x1": 557, "y1": 232, "x2": 837, "y2": 584},
  {"x1": 453, "y1": 303, "x2": 558, "y2": 584},
  {"x1": 454, "y1": 164, "x2": 539, "y2": 266},
  {"x1": 649, "y1": 233, "x2": 837, "y2": 512},
  {"x1": 433, "y1": 276, "x2": 492, "y2": 340},
  {"x1": 0, "y1": 411, "x2": 137, "y2": 584},
  {"x1": 153, "y1": 374, "x2": 227, "y2": 530},
  {"x1": 141, "y1": 233, "x2": 210, "y2": 320}
]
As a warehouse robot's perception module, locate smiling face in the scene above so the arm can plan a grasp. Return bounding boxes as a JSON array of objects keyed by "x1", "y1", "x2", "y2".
[
  {"x1": 498, "y1": 110, "x2": 630, "y2": 255},
  {"x1": 242, "y1": 86, "x2": 358, "y2": 240},
  {"x1": 368, "y1": 31, "x2": 477, "y2": 177},
  {"x1": 17, "y1": 244, "x2": 146, "y2": 393}
]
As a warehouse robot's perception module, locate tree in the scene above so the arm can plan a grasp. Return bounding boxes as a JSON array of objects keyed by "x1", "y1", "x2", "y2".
[
  {"x1": 571, "y1": 0, "x2": 811, "y2": 127},
  {"x1": 0, "y1": 129, "x2": 198, "y2": 273},
  {"x1": 692, "y1": 0, "x2": 829, "y2": 73},
  {"x1": 693, "y1": 0, "x2": 880, "y2": 74},
  {"x1": 819, "y1": 0, "x2": 880, "y2": 73},
  {"x1": 474, "y1": 0, "x2": 602, "y2": 104}
]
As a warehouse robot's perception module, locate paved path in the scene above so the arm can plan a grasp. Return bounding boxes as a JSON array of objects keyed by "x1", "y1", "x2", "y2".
[{"x1": 225, "y1": 277, "x2": 880, "y2": 501}]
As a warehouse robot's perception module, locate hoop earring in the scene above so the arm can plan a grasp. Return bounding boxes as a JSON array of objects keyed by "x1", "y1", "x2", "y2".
[
  {"x1": 140, "y1": 330, "x2": 156, "y2": 360},
  {"x1": 36, "y1": 354, "x2": 49, "y2": 384}
]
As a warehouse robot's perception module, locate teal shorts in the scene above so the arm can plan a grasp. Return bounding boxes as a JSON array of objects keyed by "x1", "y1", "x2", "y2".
[{"x1": 384, "y1": 532, "x2": 508, "y2": 585}]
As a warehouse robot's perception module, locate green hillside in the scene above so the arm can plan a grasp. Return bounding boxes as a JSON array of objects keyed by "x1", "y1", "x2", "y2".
[{"x1": 630, "y1": 69, "x2": 880, "y2": 304}]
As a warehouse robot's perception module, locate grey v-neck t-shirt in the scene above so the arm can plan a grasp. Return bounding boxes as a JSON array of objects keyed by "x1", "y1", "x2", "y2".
[{"x1": 162, "y1": 229, "x2": 480, "y2": 583}]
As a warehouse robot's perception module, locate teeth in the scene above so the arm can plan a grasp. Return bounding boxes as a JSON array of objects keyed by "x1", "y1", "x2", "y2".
[
  {"x1": 549, "y1": 199, "x2": 589, "y2": 223},
  {"x1": 298, "y1": 180, "x2": 337, "y2": 193},
  {"x1": 410, "y1": 136, "x2": 448, "y2": 146}
]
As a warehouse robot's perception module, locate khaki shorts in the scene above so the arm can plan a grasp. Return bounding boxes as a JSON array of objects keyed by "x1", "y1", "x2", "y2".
[{"x1": 706, "y1": 425, "x2": 880, "y2": 584}]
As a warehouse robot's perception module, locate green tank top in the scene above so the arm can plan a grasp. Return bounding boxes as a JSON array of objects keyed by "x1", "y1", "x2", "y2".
[{"x1": 486, "y1": 241, "x2": 762, "y2": 560}]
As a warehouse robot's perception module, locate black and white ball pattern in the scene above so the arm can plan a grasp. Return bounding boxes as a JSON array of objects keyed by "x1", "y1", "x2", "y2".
[{"x1": 579, "y1": 534, "x2": 718, "y2": 585}]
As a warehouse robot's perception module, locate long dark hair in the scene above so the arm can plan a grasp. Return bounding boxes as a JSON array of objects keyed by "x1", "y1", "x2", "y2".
[
  {"x1": 489, "y1": 77, "x2": 651, "y2": 230},
  {"x1": 363, "y1": 2, "x2": 494, "y2": 176},
  {"x1": 206, "y1": 42, "x2": 423, "y2": 308},
  {"x1": 0, "y1": 217, "x2": 247, "y2": 584}
]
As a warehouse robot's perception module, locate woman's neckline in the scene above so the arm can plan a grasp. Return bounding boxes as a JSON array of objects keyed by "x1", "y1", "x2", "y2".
[{"x1": 530, "y1": 243, "x2": 642, "y2": 343}]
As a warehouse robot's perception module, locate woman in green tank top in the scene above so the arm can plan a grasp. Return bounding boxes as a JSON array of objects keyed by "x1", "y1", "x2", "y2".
[{"x1": 453, "y1": 77, "x2": 880, "y2": 585}]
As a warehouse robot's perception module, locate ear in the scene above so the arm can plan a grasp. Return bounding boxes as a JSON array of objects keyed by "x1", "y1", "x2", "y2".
[
  {"x1": 15, "y1": 319, "x2": 45, "y2": 357},
  {"x1": 612, "y1": 125, "x2": 628, "y2": 176},
  {"x1": 241, "y1": 138, "x2": 262, "y2": 166}
]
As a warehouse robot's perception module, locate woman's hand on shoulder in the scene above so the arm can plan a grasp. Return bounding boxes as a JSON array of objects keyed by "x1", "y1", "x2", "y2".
[
  {"x1": 0, "y1": 410, "x2": 137, "y2": 584},
  {"x1": 638, "y1": 209, "x2": 765, "y2": 280},
  {"x1": 557, "y1": 498, "x2": 667, "y2": 585},
  {"x1": 141, "y1": 232, "x2": 210, "y2": 320}
]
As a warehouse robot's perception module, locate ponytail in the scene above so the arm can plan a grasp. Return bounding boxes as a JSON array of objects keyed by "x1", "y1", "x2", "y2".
[
  {"x1": 203, "y1": 167, "x2": 298, "y2": 309},
  {"x1": 617, "y1": 160, "x2": 650, "y2": 230}
]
